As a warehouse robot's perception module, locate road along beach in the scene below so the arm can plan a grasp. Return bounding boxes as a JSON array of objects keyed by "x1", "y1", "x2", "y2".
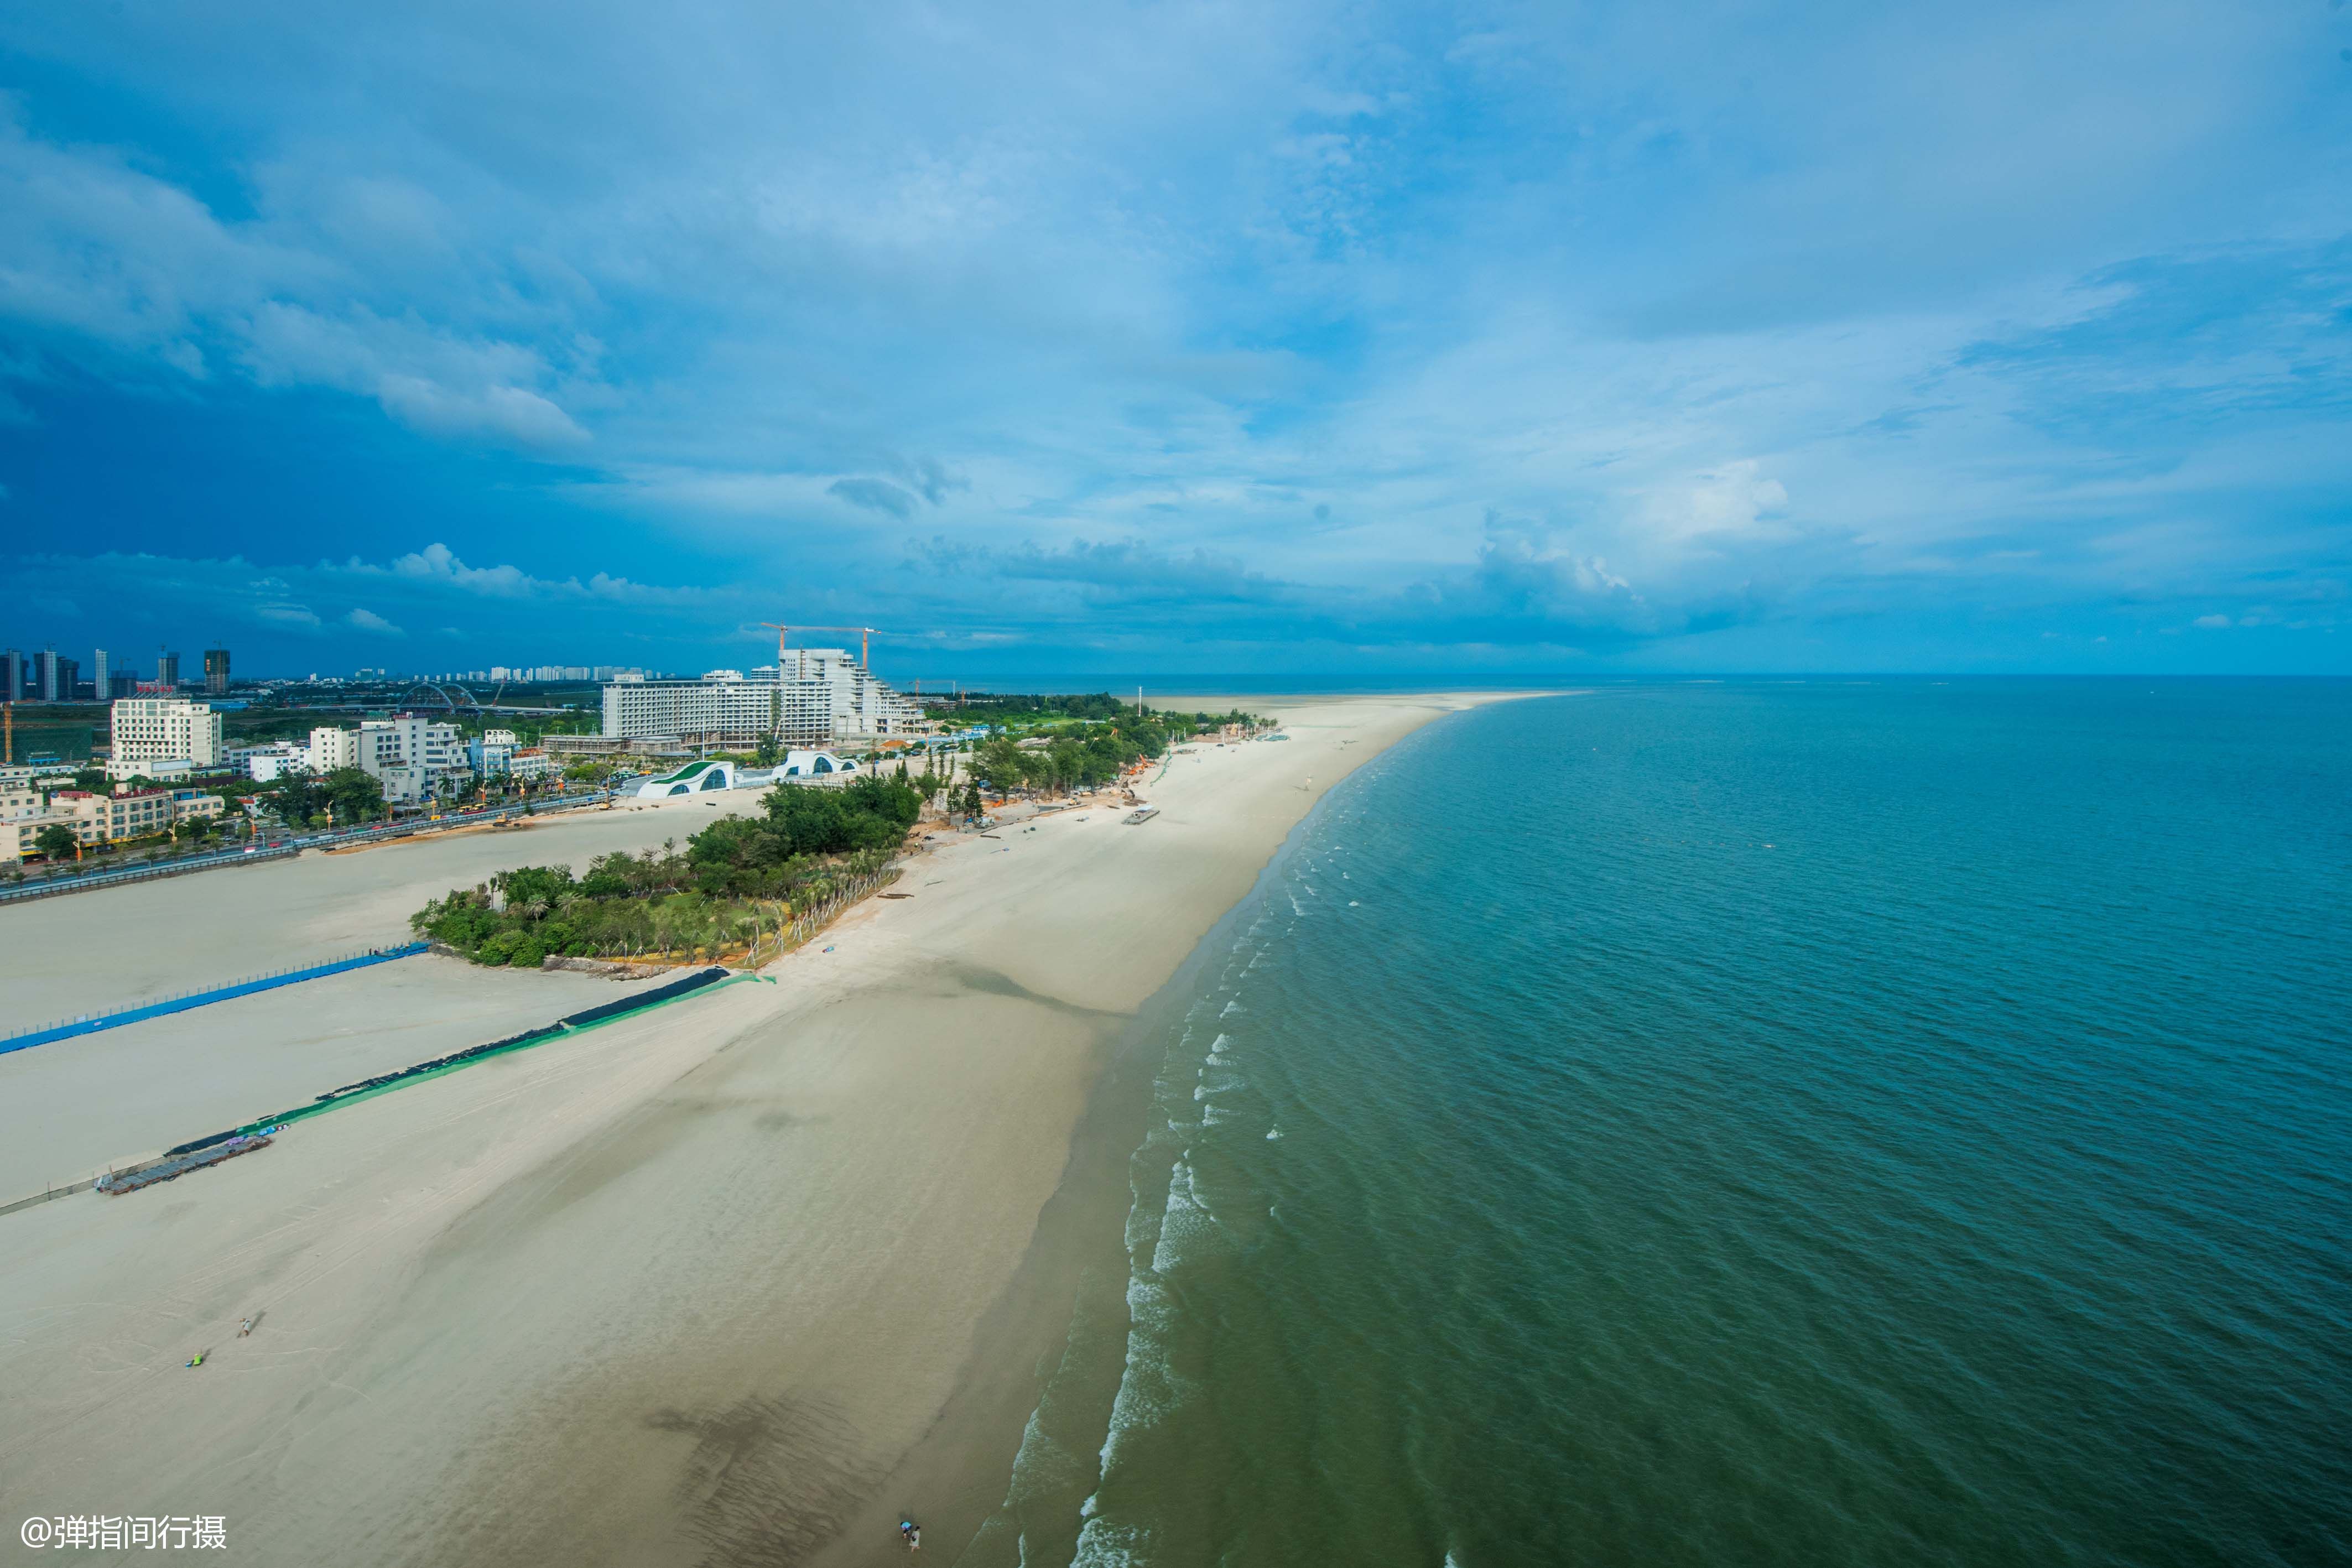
[{"x1": 0, "y1": 693, "x2": 1511, "y2": 1567}]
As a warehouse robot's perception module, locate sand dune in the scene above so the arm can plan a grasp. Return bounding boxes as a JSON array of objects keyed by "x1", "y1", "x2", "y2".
[{"x1": 0, "y1": 695, "x2": 1495, "y2": 1567}]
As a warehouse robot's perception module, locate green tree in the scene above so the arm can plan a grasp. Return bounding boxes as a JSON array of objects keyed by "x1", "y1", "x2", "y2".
[
  {"x1": 321, "y1": 767, "x2": 385, "y2": 823},
  {"x1": 35, "y1": 824, "x2": 79, "y2": 859},
  {"x1": 973, "y1": 736, "x2": 1026, "y2": 794},
  {"x1": 258, "y1": 769, "x2": 326, "y2": 824}
]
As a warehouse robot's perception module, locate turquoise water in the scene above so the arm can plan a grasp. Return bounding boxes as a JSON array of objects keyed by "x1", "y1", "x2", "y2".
[{"x1": 985, "y1": 681, "x2": 2352, "y2": 1567}]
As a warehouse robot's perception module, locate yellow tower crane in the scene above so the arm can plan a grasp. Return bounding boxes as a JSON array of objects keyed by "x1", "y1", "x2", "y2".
[{"x1": 756, "y1": 623, "x2": 889, "y2": 670}]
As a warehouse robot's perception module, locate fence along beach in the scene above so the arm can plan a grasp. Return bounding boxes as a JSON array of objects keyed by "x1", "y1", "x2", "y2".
[{"x1": 0, "y1": 693, "x2": 1498, "y2": 1566}]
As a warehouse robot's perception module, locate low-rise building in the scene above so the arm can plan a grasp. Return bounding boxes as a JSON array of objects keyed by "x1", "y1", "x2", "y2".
[
  {"x1": 0, "y1": 818, "x2": 65, "y2": 860},
  {"x1": 37, "y1": 787, "x2": 223, "y2": 848},
  {"x1": 778, "y1": 749, "x2": 863, "y2": 778},
  {"x1": 227, "y1": 742, "x2": 311, "y2": 781},
  {"x1": 247, "y1": 751, "x2": 313, "y2": 783},
  {"x1": 507, "y1": 748, "x2": 555, "y2": 781},
  {"x1": 374, "y1": 764, "x2": 430, "y2": 805},
  {"x1": 469, "y1": 729, "x2": 518, "y2": 777},
  {"x1": 103, "y1": 757, "x2": 203, "y2": 784}
]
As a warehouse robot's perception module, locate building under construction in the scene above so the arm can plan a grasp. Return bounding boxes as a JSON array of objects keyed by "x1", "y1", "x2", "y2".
[{"x1": 599, "y1": 648, "x2": 929, "y2": 749}]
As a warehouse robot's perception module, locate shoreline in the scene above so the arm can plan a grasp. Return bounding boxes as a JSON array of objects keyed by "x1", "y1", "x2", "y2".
[
  {"x1": 810, "y1": 751, "x2": 1366, "y2": 1567},
  {"x1": 0, "y1": 694, "x2": 1527, "y2": 1567},
  {"x1": 804, "y1": 695, "x2": 1527, "y2": 1565}
]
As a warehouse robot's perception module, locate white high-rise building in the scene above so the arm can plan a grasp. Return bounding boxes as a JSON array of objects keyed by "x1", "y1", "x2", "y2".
[
  {"x1": 110, "y1": 697, "x2": 224, "y2": 769},
  {"x1": 599, "y1": 650, "x2": 928, "y2": 747}
]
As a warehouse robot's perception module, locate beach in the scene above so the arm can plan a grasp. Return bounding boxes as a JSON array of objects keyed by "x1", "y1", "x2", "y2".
[{"x1": 0, "y1": 694, "x2": 1488, "y2": 1566}]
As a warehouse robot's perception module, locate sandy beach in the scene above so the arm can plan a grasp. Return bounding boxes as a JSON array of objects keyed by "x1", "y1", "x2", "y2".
[{"x1": 0, "y1": 694, "x2": 1497, "y2": 1566}]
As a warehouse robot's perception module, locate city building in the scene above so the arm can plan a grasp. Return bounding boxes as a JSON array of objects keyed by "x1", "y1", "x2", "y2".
[
  {"x1": 469, "y1": 727, "x2": 519, "y2": 777},
  {"x1": 111, "y1": 697, "x2": 225, "y2": 769},
  {"x1": 3, "y1": 648, "x2": 20, "y2": 702},
  {"x1": 39, "y1": 786, "x2": 224, "y2": 848},
  {"x1": 599, "y1": 650, "x2": 927, "y2": 748},
  {"x1": 279, "y1": 715, "x2": 469, "y2": 804},
  {"x1": 102, "y1": 757, "x2": 201, "y2": 784},
  {"x1": 0, "y1": 819, "x2": 56, "y2": 860},
  {"x1": 308, "y1": 726, "x2": 360, "y2": 772},
  {"x1": 382, "y1": 716, "x2": 468, "y2": 779},
  {"x1": 545, "y1": 734, "x2": 632, "y2": 756},
  {"x1": 204, "y1": 648, "x2": 232, "y2": 696},
  {"x1": 156, "y1": 652, "x2": 181, "y2": 690},
  {"x1": 507, "y1": 747, "x2": 555, "y2": 782},
  {"x1": 230, "y1": 742, "x2": 312, "y2": 782},
  {"x1": 93, "y1": 649, "x2": 110, "y2": 698},
  {"x1": 33, "y1": 649, "x2": 80, "y2": 702}
]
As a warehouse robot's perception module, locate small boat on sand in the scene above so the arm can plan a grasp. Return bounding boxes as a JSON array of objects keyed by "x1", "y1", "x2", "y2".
[{"x1": 1123, "y1": 806, "x2": 1160, "y2": 825}]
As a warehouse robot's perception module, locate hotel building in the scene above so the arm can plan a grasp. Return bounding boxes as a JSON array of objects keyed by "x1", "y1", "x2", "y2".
[{"x1": 599, "y1": 650, "x2": 928, "y2": 748}]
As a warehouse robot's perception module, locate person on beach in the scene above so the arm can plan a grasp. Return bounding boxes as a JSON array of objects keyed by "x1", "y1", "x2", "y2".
[
  {"x1": 238, "y1": 1317, "x2": 254, "y2": 1337},
  {"x1": 899, "y1": 1522, "x2": 914, "y2": 1550}
]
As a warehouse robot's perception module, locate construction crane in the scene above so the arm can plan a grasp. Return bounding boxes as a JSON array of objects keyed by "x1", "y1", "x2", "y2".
[{"x1": 756, "y1": 623, "x2": 888, "y2": 670}]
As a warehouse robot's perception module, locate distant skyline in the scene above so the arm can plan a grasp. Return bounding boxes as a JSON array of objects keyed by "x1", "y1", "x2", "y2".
[{"x1": 4, "y1": 2, "x2": 2350, "y2": 676}]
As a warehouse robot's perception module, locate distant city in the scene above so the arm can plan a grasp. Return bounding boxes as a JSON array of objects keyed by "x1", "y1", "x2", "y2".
[
  {"x1": 2, "y1": 644, "x2": 228, "y2": 702},
  {"x1": 0, "y1": 644, "x2": 677, "y2": 702}
]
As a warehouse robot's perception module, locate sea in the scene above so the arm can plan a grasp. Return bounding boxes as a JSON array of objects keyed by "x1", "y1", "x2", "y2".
[{"x1": 974, "y1": 680, "x2": 2352, "y2": 1568}]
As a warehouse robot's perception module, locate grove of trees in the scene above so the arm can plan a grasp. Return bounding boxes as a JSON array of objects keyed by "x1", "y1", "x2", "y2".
[{"x1": 412, "y1": 773, "x2": 924, "y2": 967}]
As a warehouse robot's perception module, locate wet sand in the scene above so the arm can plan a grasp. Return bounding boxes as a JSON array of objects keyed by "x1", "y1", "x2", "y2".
[{"x1": 0, "y1": 695, "x2": 1503, "y2": 1566}]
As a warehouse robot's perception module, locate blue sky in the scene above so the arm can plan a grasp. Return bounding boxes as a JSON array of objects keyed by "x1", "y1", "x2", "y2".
[{"x1": 3, "y1": 0, "x2": 2349, "y2": 679}]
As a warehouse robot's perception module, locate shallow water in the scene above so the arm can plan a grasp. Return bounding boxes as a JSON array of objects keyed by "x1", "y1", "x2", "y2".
[{"x1": 992, "y1": 681, "x2": 2352, "y2": 1568}]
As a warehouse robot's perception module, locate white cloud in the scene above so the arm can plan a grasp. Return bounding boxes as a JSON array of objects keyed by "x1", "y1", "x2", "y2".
[
  {"x1": 376, "y1": 377, "x2": 587, "y2": 450},
  {"x1": 345, "y1": 607, "x2": 404, "y2": 635},
  {"x1": 0, "y1": 0, "x2": 2345, "y2": 669},
  {"x1": 0, "y1": 112, "x2": 596, "y2": 453},
  {"x1": 2192, "y1": 613, "x2": 2232, "y2": 628}
]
